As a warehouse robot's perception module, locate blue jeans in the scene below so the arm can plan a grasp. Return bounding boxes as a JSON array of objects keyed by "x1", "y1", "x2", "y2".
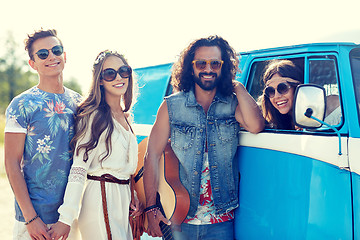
[{"x1": 172, "y1": 220, "x2": 234, "y2": 240}]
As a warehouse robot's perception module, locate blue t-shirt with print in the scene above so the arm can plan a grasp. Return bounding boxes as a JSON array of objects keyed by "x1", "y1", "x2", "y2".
[{"x1": 5, "y1": 86, "x2": 82, "y2": 224}]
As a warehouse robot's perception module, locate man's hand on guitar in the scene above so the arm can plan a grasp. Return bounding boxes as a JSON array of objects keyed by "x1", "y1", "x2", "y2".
[{"x1": 146, "y1": 207, "x2": 171, "y2": 237}]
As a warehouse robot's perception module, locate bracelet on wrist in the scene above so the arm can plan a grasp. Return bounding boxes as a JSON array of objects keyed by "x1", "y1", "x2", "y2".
[
  {"x1": 145, "y1": 207, "x2": 160, "y2": 219},
  {"x1": 144, "y1": 205, "x2": 159, "y2": 213},
  {"x1": 25, "y1": 215, "x2": 39, "y2": 225}
]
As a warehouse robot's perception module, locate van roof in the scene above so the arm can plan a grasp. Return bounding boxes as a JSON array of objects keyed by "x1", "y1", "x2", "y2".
[{"x1": 239, "y1": 42, "x2": 360, "y2": 56}]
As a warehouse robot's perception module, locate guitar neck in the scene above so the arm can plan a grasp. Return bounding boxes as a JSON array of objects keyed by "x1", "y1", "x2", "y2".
[
  {"x1": 157, "y1": 193, "x2": 174, "y2": 240},
  {"x1": 160, "y1": 221, "x2": 173, "y2": 240}
]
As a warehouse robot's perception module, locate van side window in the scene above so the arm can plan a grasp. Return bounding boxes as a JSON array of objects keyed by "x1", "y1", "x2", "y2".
[
  {"x1": 246, "y1": 56, "x2": 342, "y2": 131},
  {"x1": 308, "y1": 58, "x2": 342, "y2": 125},
  {"x1": 165, "y1": 77, "x2": 173, "y2": 97},
  {"x1": 247, "y1": 61, "x2": 268, "y2": 102},
  {"x1": 350, "y1": 48, "x2": 360, "y2": 126}
]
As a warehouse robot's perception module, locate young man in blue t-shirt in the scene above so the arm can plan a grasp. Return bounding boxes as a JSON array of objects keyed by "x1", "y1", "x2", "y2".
[{"x1": 4, "y1": 29, "x2": 82, "y2": 240}]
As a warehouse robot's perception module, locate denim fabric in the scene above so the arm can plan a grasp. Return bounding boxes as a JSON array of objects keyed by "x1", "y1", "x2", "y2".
[
  {"x1": 165, "y1": 89, "x2": 240, "y2": 217},
  {"x1": 172, "y1": 220, "x2": 234, "y2": 240}
]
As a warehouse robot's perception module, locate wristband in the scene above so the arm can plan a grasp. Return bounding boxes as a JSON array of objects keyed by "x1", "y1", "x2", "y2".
[
  {"x1": 25, "y1": 215, "x2": 39, "y2": 225},
  {"x1": 145, "y1": 207, "x2": 160, "y2": 219},
  {"x1": 144, "y1": 205, "x2": 159, "y2": 213}
]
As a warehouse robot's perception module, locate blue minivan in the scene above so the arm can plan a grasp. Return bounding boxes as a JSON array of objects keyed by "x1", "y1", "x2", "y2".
[{"x1": 132, "y1": 42, "x2": 360, "y2": 239}]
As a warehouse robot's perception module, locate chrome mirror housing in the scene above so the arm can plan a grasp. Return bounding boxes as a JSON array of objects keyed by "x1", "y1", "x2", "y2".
[{"x1": 293, "y1": 84, "x2": 326, "y2": 128}]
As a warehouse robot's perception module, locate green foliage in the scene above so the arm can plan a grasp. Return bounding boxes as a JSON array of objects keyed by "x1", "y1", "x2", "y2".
[
  {"x1": 0, "y1": 31, "x2": 37, "y2": 113},
  {"x1": 64, "y1": 77, "x2": 82, "y2": 95}
]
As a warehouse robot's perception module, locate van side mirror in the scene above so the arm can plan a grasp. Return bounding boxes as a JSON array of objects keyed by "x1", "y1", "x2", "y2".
[{"x1": 293, "y1": 84, "x2": 326, "y2": 129}]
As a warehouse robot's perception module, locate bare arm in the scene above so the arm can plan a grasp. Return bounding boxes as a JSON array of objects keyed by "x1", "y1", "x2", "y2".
[
  {"x1": 143, "y1": 101, "x2": 171, "y2": 237},
  {"x1": 5, "y1": 133, "x2": 51, "y2": 239},
  {"x1": 130, "y1": 175, "x2": 143, "y2": 218},
  {"x1": 234, "y1": 82, "x2": 265, "y2": 133}
]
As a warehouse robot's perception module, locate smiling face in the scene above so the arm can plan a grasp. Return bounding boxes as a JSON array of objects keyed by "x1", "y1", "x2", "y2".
[
  {"x1": 101, "y1": 56, "x2": 129, "y2": 101},
  {"x1": 192, "y1": 46, "x2": 222, "y2": 91},
  {"x1": 29, "y1": 36, "x2": 66, "y2": 78},
  {"x1": 266, "y1": 73, "x2": 295, "y2": 115}
]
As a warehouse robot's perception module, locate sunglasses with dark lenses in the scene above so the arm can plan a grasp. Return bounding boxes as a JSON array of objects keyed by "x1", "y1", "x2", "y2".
[
  {"x1": 192, "y1": 60, "x2": 224, "y2": 71},
  {"x1": 100, "y1": 65, "x2": 132, "y2": 82},
  {"x1": 34, "y1": 45, "x2": 64, "y2": 60},
  {"x1": 264, "y1": 82, "x2": 295, "y2": 98}
]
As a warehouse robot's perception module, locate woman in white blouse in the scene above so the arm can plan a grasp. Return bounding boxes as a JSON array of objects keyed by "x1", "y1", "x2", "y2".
[{"x1": 49, "y1": 50, "x2": 142, "y2": 240}]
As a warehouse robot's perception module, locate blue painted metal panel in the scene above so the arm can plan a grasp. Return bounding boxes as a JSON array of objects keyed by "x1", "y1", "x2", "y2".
[
  {"x1": 352, "y1": 172, "x2": 360, "y2": 240},
  {"x1": 234, "y1": 146, "x2": 352, "y2": 239},
  {"x1": 239, "y1": 42, "x2": 357, "y2": 57},
  {"x1": 338, "y1": 47, "x2": 360, "y2": 138},
  {"x1": 132, "y1": 63, "x2": 173, "y2": 125}
]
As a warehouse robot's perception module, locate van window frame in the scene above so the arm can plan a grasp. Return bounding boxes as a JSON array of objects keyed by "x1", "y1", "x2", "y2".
[
  {"x1": 244, "y1": 53, "x2": 343, "y2": 133},
  {"x1": 349, "y1": 48, "x2": 360, "y2": 127}
]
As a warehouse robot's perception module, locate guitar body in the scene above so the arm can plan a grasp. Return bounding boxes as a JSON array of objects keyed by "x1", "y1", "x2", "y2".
[{"x1": 135, "y1": 137, "x2": 190, "y2": 233}]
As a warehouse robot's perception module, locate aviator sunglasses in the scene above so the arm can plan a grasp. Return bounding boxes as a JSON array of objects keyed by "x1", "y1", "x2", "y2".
[
  {"x1": 34, "y1": 45, "x2": 64, "y2": 60},
  {"x1": 192, "y1": 59, "x2": 224, "y2": 71},
  {"x1": 264, "y1": 82, "x2": 296, "y2": 98},
  {"x1": 100, "y1": 65, "x2": 132, "y2": 82}
]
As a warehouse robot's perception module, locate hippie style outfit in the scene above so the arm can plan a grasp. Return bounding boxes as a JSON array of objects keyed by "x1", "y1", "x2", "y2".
[
  {"x1": 58, "y1": 112, "x2": 138, "y2": 240},
  {"x1": 165, "y1": 88, "x2": 240, "y2": 239}
]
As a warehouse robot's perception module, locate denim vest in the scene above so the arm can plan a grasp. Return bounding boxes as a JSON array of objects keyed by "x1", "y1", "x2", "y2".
[{"x1": 165, "y1": 89, "x2": 240, "y2": 217}]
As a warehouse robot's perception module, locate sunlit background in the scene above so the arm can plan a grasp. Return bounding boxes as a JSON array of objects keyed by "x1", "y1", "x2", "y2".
[
  {"x1": 1, "y1": 0, "x2": 360, "y2": 93},
  {"x1": 0, "y1": 0, "x2": 360, "y2": 238}
]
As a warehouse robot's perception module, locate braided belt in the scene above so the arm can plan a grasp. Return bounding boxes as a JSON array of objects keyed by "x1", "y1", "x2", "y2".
[{"x1": 87, "y1": 174, "x2": 130, "y2": 240}]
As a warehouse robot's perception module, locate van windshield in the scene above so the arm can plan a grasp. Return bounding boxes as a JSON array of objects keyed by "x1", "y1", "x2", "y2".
[{"x1": 350, "y1": 48, "x2": 360, "y2": 125}]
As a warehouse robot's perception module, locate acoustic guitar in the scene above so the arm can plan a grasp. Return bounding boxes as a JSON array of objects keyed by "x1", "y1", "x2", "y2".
[{"x1": 135, "y1": 137, "x2": 190, "y2": 239}]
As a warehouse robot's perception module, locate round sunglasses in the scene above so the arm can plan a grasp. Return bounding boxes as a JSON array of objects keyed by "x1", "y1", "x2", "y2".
[
  {"x1": 100, "y1": 65, "x2": 132, "y2": 82},
  {"x1": 192, "y1": 59, "x2": 224, "y2": 71},
  {"x1": 34, "y1": 45, "x2": 64, "y2": 60},
  {"x1": 264, "y1": 82, "x2": 296, "y2": 98}
]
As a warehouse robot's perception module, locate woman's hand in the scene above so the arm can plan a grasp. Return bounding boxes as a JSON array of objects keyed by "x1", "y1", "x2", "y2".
[
  {"x1": 48, "y1": 221, "x2": 71, "y2": 240},
  {"x1": 130, "y1": 191, "x2": 144, "y2": 218}
]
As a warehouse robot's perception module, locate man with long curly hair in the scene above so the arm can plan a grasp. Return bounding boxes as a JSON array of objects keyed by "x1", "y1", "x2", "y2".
[{"x1": 143, "y1": 35, "x2": 264, "y2": 239}]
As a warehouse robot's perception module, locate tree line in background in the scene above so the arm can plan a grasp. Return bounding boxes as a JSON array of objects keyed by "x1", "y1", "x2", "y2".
[{"x1": 0, "y1": 31, "x2": 82, "y2": 114}]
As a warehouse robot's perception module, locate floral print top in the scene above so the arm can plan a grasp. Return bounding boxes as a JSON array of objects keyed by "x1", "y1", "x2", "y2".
[
  {"x1": 5, "y1": 86, "x2": 82, "y2": 224},
  {"x1": 184, "y1": 153, "x2": 234, "y2": 225}
]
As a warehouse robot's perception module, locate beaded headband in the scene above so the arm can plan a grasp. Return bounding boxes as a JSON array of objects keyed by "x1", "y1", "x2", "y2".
[{"x1": 94, "y1": 50, "x2": 119, "y2": 65}]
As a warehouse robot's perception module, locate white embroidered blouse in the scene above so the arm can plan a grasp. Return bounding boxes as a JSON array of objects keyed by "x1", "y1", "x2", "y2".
[{"x1": 58, "y1": 113, "x2": 138, "y2": 226}]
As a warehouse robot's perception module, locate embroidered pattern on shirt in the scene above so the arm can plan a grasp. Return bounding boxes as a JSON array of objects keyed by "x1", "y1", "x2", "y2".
[{"x1": 68, "y1": 167, "x2": 87, "y2": 183}]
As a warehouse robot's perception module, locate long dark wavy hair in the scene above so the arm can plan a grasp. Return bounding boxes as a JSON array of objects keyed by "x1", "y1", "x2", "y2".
[
  {"x1": 71, "y1": 50, "x2": 137, "y2": 162},
  {"x1": 171, "y1": 35, "x2": 239, "y2": 96},
  {"x1": 259, "y1": 59, "x2": 303, "y2": 130}
]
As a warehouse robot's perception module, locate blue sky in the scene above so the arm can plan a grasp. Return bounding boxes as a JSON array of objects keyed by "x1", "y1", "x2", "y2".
[{"x1": 1, "y1": 0, "x2": 359, "y2": 92}]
